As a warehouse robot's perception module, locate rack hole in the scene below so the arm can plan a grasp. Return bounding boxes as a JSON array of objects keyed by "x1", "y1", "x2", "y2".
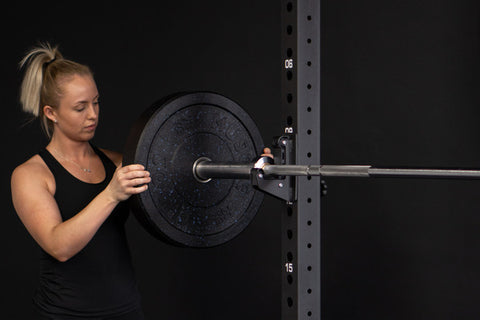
[
  {"x1": 287, "y1": 116, "x2": 293, "y2": 126},
  {"x1": 307, "y1": 266, "x2": 312, "y2": 271},
  {"x1": 287, "y1": 229, "x2": 293, "y2": 239},
  {"x1": 307, "y1": 243, "x2": 312, "y2": 248},
  {"x1": 307, "y1": 38, "x2": 312, "y2": 43},
  {"x1": 287, "y1": 94, "x2": 293, "y2": 103},
  {"x1": 287, "y1": 297, "x2": 293, "y2": 307},
  {"x1": 307, "y1": 176, "x2": 312, "y2": 180},
  {"x1": 307, "y1": 220, "x2": 312, "y2": 226},
  {"x1": 307, "y1": 84, "x2": 312, "y2": 89},
  {"x1": 287, "y1": 48, "x2": 293, "y2": 57},
  {"x1": 287, "y1": 274, "x2": 293, "y2": 284},
  {"x1": 307, "y1": 288, "x2": 312, "y2": 294},
  {"x1": 307, "y1": 15, "x2": 312, "y2": 20},
  {"x1": 307, "y1": 61, "x2": 312, "y2": 66},
  {"x1": 307, "y1": 106, "x2": 312, "y2": 112},
  {"x1": 287, "y1": 25, "x2": 293, "y2": 35},
  {"x1": 287, "y1": 207, "x2": 293, "y2": 217},
  {"x1": 287, "y1": 70, "x2": 293, "y2": 80},
  {"x1": 307, "y1": 198, "x2": 312, "y2": 203},
  {"x1": 307, "y1": 129, "x2": 312, "y2": 135},
  {"x1": 308, "y1": 311, "x2": 312, "y2": 316},
  {"x1": 287, "y1": 2, "x2": 293, "y2": 12},
  {"x1": 307, "y1": 152, "x2": 312, "y2": 158},
  {"x1": 287, "y1": 252, "x2": 293, "y2": 262}
]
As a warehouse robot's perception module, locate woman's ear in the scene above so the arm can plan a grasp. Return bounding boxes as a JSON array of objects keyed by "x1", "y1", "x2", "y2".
[{"x1": 43, "y1": 105, "x2": 57, "y2": 123}]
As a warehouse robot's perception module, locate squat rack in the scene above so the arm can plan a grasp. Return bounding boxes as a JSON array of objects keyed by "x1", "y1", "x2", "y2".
[{"x1": 280, "y1": 1, "x2": 321, "y2": 319}]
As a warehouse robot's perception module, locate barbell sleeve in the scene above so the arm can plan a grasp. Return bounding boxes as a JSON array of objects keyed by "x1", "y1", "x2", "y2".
[{"x1": 194, "y1": 159, "x2": 480, "y2": 181}]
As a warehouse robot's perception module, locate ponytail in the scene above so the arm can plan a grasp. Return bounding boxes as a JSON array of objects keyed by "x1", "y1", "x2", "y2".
[
  {"x1": 19, "y1": 43, "x2": 61, "y2": 117},
  {"x1": 19, "y1": 42, "x2": 92, "y2": 138}
]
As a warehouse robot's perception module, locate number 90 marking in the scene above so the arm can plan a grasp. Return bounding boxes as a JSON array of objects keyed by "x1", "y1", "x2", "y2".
[{"x1": 284, "y1": 59, "x2": 294, "y2": 69}]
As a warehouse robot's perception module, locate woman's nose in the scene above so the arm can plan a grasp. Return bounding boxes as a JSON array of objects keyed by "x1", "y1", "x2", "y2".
[{"x1": 87, "y1": 103, "x2": 99, "y2": 119}]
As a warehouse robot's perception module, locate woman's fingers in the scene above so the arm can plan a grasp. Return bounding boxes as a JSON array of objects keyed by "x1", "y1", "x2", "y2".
[
  {"x1": 118, "y1": 164, "x2": 147, "y2": 175},
  {"x1": 123, "y1": 164, "x2": 146, "y2": 171},
  {"x1": 127, "y1": 183, "x2": 149, "y2": 194},
  {"x1": 120, "y1": 169, "x2": 151, "y2": 188},
  {"x1": 126, "y1": 176, "x2": 151, "y2": 188},
  {"x1": 261, "y1": 147, "x2": 274, "y2": 159},
  {"x1": 118, "y1": 168, "x2": 150, "y2": 181},
  {"x1": 107, "y1": 164, "x2": 151, "y2": 201}
]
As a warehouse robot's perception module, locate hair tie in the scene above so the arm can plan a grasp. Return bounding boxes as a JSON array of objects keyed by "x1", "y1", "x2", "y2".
[{"x1": 43, "y1": 57, "x2": 57, "y2": 72}]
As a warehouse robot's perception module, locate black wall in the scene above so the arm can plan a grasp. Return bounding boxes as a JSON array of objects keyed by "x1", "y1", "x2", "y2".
[
  {"x1": 2, "y1": 1, "x2": 480, "y2": 319},
  {"x1": 322, "y1": 1, "x2": 480, "y2": 319}
]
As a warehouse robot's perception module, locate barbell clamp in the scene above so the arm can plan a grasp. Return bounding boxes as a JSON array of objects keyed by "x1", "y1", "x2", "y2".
[
  {"x1": 251, "y1": 167, "x2": 295, "y2": 202},
  {"x1": 250, "y1": 135, "x2": 296, "y2": 202}
]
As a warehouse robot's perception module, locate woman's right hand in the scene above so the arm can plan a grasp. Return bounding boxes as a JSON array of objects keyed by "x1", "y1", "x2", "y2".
[{"x1": 105, "y1": 164, "x2": 151, "y2": 202}]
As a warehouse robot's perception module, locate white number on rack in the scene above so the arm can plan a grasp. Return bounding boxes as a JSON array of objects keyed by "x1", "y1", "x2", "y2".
[
  {"x1": 284, "y1": 59, "x2": 294, "y2": 69},
  {"x1": 285, "y1": 263, "x2": 294, "y2": 273}
]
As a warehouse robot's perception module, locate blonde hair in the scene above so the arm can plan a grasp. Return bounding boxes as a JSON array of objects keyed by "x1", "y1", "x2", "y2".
[{"x1": 19, "y1": 43, "x2": 93, "y2": 138}]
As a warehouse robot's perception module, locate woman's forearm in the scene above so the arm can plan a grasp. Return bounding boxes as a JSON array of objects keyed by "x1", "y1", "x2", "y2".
[{"x1": 48, "y1": 190, "x2": 119, "y2": 262}]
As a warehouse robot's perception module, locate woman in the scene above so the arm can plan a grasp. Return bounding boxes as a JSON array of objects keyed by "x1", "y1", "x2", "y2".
[{"x1": 11, "y1": 43, "x2": 150, "y2": 319}]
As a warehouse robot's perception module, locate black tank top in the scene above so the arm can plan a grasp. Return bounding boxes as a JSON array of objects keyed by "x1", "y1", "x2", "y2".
[{"x1": 34, "y1": 145, "x2": 141, "y2": 318}]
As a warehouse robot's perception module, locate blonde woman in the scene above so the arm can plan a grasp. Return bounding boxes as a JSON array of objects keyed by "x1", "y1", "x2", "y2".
[{"x1": 11, "y1": 43, "x2": 150, "y2": 319}]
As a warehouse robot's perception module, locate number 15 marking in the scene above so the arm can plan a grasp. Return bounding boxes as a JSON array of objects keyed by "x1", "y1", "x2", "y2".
[{"x1": 285, "y1": 263, "x2": 294, "y2": 273}]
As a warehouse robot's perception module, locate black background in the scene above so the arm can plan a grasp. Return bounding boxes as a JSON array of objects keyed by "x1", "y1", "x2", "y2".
[{"x1": 2, "y1": 1, "x2": 480, "y2": 319}]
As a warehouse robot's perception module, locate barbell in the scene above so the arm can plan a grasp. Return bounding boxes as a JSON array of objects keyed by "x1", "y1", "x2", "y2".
[{"x1": 124, "y1": 91, "x2": 480, "y2": 248}]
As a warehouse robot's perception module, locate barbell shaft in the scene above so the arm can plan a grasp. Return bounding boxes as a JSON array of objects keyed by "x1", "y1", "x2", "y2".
[
  {"x1": 194, "y1": 160, "x2": 480, "y2": 180},
  {"x1": 368, "y1": 167, "x2": 480, "y2": 179}
]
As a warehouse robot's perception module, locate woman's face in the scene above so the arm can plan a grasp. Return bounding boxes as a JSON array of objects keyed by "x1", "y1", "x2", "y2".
[{"x1": 50, "y1": 74, "x2": 99, "y2": 142}]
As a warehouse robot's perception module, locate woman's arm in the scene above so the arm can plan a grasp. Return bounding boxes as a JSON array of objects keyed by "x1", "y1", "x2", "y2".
[{"x1": 11, "y1": 159, "x2": 150, "y2": 262}]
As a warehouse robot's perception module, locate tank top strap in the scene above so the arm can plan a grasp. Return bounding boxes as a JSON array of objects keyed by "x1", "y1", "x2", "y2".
[
  {"x1": 38, "y1": 148, "x2": 63, "y2": 177},
  {"x1": 89, "y1": 144, "x2": 118, "y2": 176}
]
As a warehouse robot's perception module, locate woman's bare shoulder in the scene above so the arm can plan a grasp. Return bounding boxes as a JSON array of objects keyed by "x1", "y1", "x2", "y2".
[
  {"x1": 11, "y1": 155, "x2": 54, "y2": 192},
  {"x1": 13, "y1": 154, "x2": 49, "y2": 175}
]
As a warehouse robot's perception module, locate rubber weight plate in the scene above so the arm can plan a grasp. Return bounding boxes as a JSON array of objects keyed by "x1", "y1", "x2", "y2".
[{"x1": 124, "y1": 92, "x2": 265, "y2": 247}]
